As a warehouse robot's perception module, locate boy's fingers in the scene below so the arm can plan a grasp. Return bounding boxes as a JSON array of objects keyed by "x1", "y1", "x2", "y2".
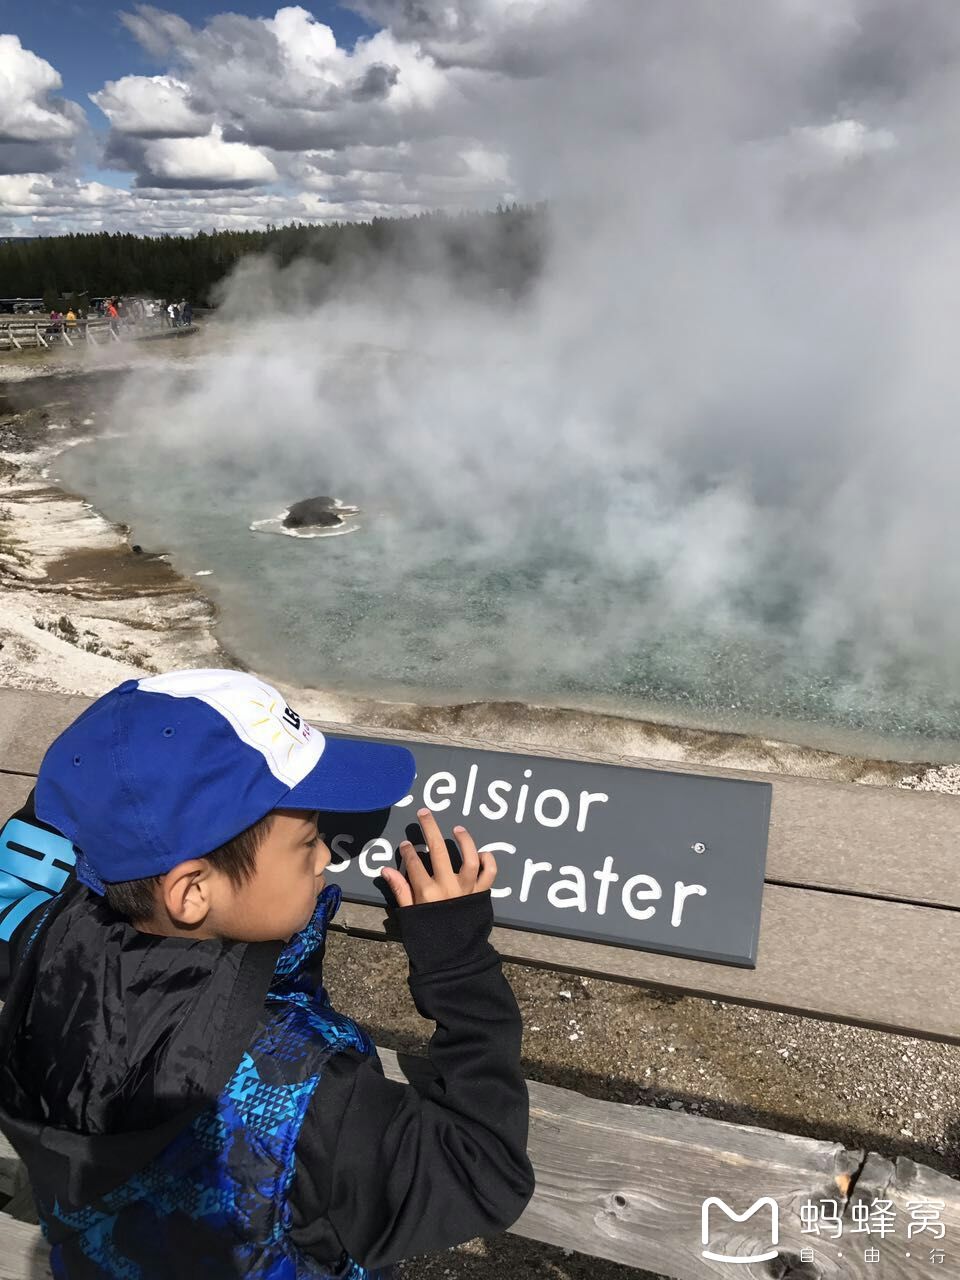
[
  {"x1": 397, "y1": 840, "x2": 432, "y2": 896},
  {"x1": 475, "y1": 850, "x2": 497, "y2": 892},
  {"x1": 390, "y1": 835, "x2": 496, "y2": 905},
  {"x1": 382, "y1": 866, "x2": 413, "y2": 908},
  {"x1": 417, "y1": 808, "x2": 456, "y2": 879},
  {"x1": 451, "y1": 825, "x2": 480, "y2": 884}
]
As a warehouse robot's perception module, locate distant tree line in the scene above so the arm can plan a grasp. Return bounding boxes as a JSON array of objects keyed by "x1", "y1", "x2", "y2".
[{"x1": 0, "y1": 204, "x2": 547, "y2": 310}]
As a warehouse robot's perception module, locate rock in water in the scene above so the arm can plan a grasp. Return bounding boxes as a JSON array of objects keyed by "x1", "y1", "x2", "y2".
[
  {"x1": 283, "y1": 497, "x2": 345, "y2": 529},
  {"x1": 251, "y1": 495, "x2": 360, "y2": 539}
]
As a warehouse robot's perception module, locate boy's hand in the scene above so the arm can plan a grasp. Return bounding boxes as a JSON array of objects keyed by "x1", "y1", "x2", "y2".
[{"x1": 381, "y1": 807, "x2": 497, "y2": 908}]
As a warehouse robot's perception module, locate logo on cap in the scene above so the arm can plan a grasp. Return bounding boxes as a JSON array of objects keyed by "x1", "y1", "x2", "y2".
[{"x1": 138, "y1": 670, "x2": 324, "y2": 787}]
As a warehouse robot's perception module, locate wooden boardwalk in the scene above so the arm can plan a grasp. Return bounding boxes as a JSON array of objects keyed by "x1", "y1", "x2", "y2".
[{"x1": 0, "y1": 317, "x2": 197, "y2": 351}]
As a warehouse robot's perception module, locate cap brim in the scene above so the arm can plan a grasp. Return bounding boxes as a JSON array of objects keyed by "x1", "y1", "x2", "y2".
[{"x1": 283, "y1": 736, "x2": 416, "y2": 813}]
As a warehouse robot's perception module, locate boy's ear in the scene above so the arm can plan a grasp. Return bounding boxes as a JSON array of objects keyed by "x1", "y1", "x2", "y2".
[{"x1": 158, "y1": 859, "x2": 215, "y2": 927}]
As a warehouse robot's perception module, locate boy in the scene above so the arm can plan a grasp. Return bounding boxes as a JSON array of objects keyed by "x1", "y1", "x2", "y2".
[{"x1": 0, "y1": 668, "x2": 535, "y2": 1278}]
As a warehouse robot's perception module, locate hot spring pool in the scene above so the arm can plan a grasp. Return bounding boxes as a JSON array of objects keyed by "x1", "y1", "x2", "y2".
[{"x1": 55, "y1": 426, "x2": 960, "y2": 764}]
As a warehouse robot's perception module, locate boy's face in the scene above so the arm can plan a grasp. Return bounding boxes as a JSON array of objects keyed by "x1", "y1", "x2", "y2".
[
  {"x1": 142, "y1": 808, "x2": 332, "y2": 942},
  {"x1": 213, "y1": 808, "x2": 332, "y2": 942}
]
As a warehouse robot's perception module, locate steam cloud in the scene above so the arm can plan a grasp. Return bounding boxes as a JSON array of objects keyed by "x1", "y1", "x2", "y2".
[{"x1": 105, "y1": 0, "x2": 960, "y2": 746}]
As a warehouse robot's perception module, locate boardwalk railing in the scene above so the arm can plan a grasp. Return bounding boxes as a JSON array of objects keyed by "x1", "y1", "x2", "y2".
[
  {"x1": 1, "y1": 687, "x2": 959, "y2": 1278},
  {"x1": 0, "y1": 317, "x2": 195, "y2": 351}
]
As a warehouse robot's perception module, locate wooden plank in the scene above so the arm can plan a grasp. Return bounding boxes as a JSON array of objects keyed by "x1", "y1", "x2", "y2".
[
  {"x1": 0, "y1": 690, "x2": 90, "y2": 775},
  {"x1": 385, "y1": 1048, "x2": 960, "y2": 1276},
  {"x1": 2, "y1": 1051, "x2": 957, "y2": 1279},
  {"x1": 503, "y1": 1059, "x2": 960, "y2": 1279},
  {"x1": 0, "y1": 1131, "x2": 21, "y2": 1200},
  {"x1": 2, "y1": 759, "x2": 958, "y2": 1041},
  {"x1": 765, "y1": 773, "x2": 960, "y2": 909},
  {"x1": 1, "y1": 689, "x2": 957, "y2": 907},
  {"x1": 0, "y1": 774, "x2": 31, "y2": 814},
  {"x1": 384, "y1": 1050, "x2": 960, "y2": 1278},
  {"x1": 0, "y1": 1218, "x2": 50, "y2": 1280},
  {"x1": 32, "y1": 327, "x2": 46, "y2": 350},
  {"x1": 2, "y1": 1185, "x2": 36, "y2": 1226},
  {"x1": 335, "y1": 887, "x2": 960, "y2": 1044}
]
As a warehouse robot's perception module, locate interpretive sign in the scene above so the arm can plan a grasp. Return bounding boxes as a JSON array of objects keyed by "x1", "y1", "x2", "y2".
[{"x1": 318, "y1": 738, "x2": 772, "y2": 968}]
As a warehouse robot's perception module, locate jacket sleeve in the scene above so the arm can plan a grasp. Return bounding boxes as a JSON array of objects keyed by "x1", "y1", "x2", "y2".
[{"x1": 287, "y1": 889, "x2": 536, "y2": 1271}]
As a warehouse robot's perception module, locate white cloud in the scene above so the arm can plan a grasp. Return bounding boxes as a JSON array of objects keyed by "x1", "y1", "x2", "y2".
[
  {"x1": 118, "y1": 6, "x2": 453, "y2": 153},
  {"x1": 290, "y1": 138, "x2": 512, "y2": 208},
  {"x1": 117, "y1": 6, "x2": 193, "y2": 60},
  {"x1": 90, "y1": 75, "x2": 214, "y2": 138},
  {"x1": 0, "y1": 171, "x2": 352, "y2": 236},
  {"x1": 794, "y1": 119, "x2": 898, "y2": 159},
  {"x1": 345, "y1": 0, "x2": 588, "y2": 71},
  {"x1": 83, "y1": 4, "x2": 512, "y2": 208},
  {"x1": 140, "y1": 126, "x2": 279, "y2": 187},
  {"x1": 0, "y1": 34, "x2": 80, "y2": 143},
  {"x1": 0, "y1": 173, "x2": 124, "y2": 218}
]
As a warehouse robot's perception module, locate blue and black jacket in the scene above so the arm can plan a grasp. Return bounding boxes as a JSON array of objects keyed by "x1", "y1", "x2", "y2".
[{"x1": 0, "y1": 792, "x2": 535, "y2": 1277}]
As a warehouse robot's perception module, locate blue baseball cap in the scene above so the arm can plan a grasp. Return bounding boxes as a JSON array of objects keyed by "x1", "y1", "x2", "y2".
[{"x1": 34, "y1": 668, "x2": 417, "y2": 894}]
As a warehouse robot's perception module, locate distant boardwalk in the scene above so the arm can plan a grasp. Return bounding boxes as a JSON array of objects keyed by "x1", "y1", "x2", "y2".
[{"x1": 0, "y1": 316, "x2": 198, "y2": 352}]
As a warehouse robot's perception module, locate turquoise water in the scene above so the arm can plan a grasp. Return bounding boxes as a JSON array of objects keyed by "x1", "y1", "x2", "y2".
[{"x1": 55, "y1": 423, "x2": 960, "y2": 763}]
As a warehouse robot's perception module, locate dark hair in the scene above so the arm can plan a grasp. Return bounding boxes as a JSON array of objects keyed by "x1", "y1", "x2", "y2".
[{"x1": 103, "y1": 811, "x2": 276, "y2": 922}]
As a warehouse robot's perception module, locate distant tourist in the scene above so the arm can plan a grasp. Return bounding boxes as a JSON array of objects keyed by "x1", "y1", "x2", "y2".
[
  {"x1": 182, "y1": 300, "x2": 193, "y2": 327},
  {"x1": 65, "y1": 309, "x2": 77, "y2": 331},
  {"x1": 106, "y1": 300, "x2": 120, "y2": 337},
  {"x1": 167, "y1": 301, "x2": 179, "y2": 326}
]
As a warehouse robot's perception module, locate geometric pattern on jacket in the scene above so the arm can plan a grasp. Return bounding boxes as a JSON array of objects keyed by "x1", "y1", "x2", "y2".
[{"x1": 38, "y1": 884, "x2": 396, "y2": 1279}]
